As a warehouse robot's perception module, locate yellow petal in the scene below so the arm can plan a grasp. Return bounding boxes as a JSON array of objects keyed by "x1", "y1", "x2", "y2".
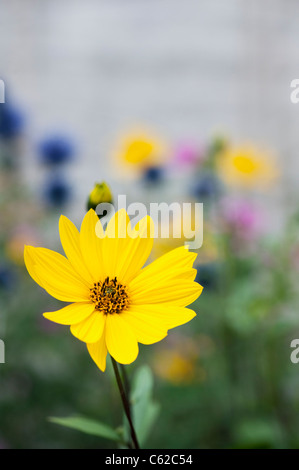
[
  {"x1": 131, "y1": 246, "x2": 197, "y2": 289},
  {"x1": 43, "y1": 302, "x2": 95, "y2": 325},
  {"x1": 130, "y1": 278, "x2": 203, "y2": 307},
  {"x1": 174, "y1": 268, "x2": 197, "y2": 282},
  {"x1": 105, "y1": 313, "x2": 139, "y2": 364},
  {"x1": 113, "y1": 215, "x2": 154, "y2": 284},
  {"x1": 59, "y1": 215, "x2": 94, "y2": 284},
  {"x1": 122, "y1": 306, "x2": 168, "y2": 345},
  {"x1": 126, "y1": 304, "x2": 196, "y2": 331},
  {"x1": 101, "y1": 209, "x2": 132, "y2": 279},
  {"x1": 24, "y1": 245, "x2": 45, "y2": 288},
  {"x1": 80, "y1": 209, "x2": 104, "y2": 282},
  {"x1": 70, "y1": 310, "x2": 106, "y2": 343},
  {"x1": 132, "y1": 267, "x2": 197, "y2": 293},
  {"x1": 87, "y1": 333, "x2": 108, "y2": 372},
  {"x1": 26, "y1": 246, "x2": 90, "y2": 302}
]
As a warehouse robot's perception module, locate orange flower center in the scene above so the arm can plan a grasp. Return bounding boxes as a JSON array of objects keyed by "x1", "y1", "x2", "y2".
[{"x1": 90, "y1": 277, "x2": 130, "y2": 315}]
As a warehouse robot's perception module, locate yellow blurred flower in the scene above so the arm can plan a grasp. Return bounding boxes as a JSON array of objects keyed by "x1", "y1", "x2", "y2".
[
  {"x1": 217, "y1": 145, "x2": 278, "y2": 188},
  {"x1": 123, "y1": 139, "x2": 155, "y2": 165},
  {"x1": 6, "y1": 236, "x2": 27, "y2": 265},
  {"x1": 154, "y1": 351, "x2": 196, "y2": 384},
  {"x1": 6, "y1": 226, "x2": 40, "y2": 265},
  {"x1": 112, "y1": 129, "x2": 166, "y2": 178},
  {"x1": 152, "y1": 335, "x2": 207, "y2": 385}
]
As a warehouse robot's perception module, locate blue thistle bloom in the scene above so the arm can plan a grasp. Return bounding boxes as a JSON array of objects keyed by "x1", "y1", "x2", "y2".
[
  {"x1": 0, "y1": 102, "x2": 24, "y2": 140},
  {"x1": 0, "y1": 264, "x2": 16, "y2": 291},
  {"x1": 192, "y1": 172, "x2": 222, "y2": 200},
  {"x1": 43, "y1": 175, "x2": 72, "y2": 208},
  {"x1": 38, "y1": 135, "x2": 75, "y2": 166},
  {"x1": 143, "y1": 166, "x2": 164, "y2": 185},
  {"x1": 195, "y1": 263, "x2": 219, "y2": 290}
]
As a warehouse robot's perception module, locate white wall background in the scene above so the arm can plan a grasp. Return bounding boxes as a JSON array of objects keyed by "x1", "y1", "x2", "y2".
[{"x1": 0, "y1": 0, "x2": 298, "y2": 228}]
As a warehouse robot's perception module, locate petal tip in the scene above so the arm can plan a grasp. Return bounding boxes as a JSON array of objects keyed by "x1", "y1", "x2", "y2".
[{"x1": 59, "y1": 214, "x2": 68, "y2": 225}]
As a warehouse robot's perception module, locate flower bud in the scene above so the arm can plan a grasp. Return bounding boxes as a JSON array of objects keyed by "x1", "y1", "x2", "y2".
[{"x1": 87, "y1": 182, "x2": 113, "y2": 213}]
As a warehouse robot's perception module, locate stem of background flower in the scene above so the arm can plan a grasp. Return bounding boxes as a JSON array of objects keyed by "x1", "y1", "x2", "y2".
[{"x1": 110, "y1": 357, "x2": 140, "y2": 450}]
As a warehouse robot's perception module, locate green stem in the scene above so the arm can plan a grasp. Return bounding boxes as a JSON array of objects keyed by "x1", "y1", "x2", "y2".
[
  {"x1": 120, "y1": 363, "x2": 131, "y2": 402},
  {"x1": 110, "y1": 357, "x2": 140, "y2": 449}
]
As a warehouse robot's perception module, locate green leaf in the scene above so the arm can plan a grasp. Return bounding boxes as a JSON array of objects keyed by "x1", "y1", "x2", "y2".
[
  {"x1": 125, "y1": 365, "x2": 160, "y2": 446},
  {"x1": 48, "y1": 416, "x2": 121, "y2": 442},
  {"x1": 131, "y1": 365, "x2": 154, "y2": 403},
  {"x1": 135, "y1": 401, "x2": 161, "y2": 446},
  {"x1": 233, "y1": 418, "x2": 284, "y2": 449}
]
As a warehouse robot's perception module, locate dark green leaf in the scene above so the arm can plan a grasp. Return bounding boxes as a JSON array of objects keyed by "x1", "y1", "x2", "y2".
[{"x1": 48, "y1": 416, "x2": 121, "y2": 442}]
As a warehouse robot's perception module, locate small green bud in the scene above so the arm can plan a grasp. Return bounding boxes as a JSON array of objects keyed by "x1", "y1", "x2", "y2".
[
  {"x1": 204, "y1": 135, "x2": 229, "y2": 171},
  {"x1": 209, "y1": 135, "x2": 228, "y2": 158},
  {"x1": 87, "y1": 182, "x2": 113, "y2": 213}
]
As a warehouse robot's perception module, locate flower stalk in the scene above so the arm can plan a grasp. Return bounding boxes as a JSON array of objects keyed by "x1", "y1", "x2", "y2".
[{"x1": 110, "y1": 356, "x2": 140, "y2": 449}]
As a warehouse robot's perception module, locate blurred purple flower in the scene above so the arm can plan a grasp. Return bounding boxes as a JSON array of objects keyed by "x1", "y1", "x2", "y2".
[
  {"x1": 173, "y1": 141, "x2": 203, "y2": 167},
  {"x1": 222, "y1": 199, "x2": 262, "y2": 239}
]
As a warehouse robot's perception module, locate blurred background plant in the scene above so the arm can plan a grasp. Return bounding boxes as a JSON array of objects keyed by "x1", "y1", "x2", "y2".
[{"x1": 1, "y1": 0, "x2": 299, "y2": 449}]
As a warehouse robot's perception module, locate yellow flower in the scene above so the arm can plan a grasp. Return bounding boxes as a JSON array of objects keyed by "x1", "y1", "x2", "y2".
[
  {"x1": 217, "y1": 145, "x2": 277, "y2": 187},
  {"x1": 123, "y1": 138, "x2": 155, "y2": 165},
  {"x1": 24, "y1": 209, "x2": 202, "y2": 371},
  {"x1": 112, "y1": 130, "x2": 166, "y2": 179},
  {"x1": 154, "y1": 350, "x2": 196, "y2": 385},
  {"x1": 5, "y1": 226, "x2": 41, "y2": 266},
  {"x1": 152, "y1": 335, "x2": 207, "y2": 385}
]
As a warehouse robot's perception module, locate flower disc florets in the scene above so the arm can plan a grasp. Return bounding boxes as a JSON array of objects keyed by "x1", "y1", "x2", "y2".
[{"x1": 90, "y1": 277, "x2": 130, "y2": 315}]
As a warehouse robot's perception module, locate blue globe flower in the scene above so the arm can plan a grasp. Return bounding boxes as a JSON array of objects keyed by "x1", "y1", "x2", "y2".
[
  {"x1": 38, "y1": 135, "x2": 75, "y2": 165},
  {"x1": 0, "y1": 264, "x2": 16, "y2": 291},
  {"x1": 0, "y1": 102, "x2": 24, "y2": 140},
  {"x1": 43, "y1": 175, "x2": 72, "y2": 208},
  {"x1": 143, "y1": 166, "x2": 164, "y2": 185},
  {"x1": 192, "y1": 173, "x2": 222, "y2": 200}
]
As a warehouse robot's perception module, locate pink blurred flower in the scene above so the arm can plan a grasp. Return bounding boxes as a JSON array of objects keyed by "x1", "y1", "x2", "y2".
[
  {"x1": 222, "y1": 199, "x2": 263, "y2": 240},
  {"x1": 173, "y1": 141, "x2": 204, "y2": 168}
]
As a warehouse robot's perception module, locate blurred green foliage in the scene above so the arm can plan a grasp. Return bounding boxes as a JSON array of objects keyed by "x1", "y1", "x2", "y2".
[
  {"x1": 1, "y1": 133, "x2": 299, "y2": 449},
  {"x1": 1, "y1": 213, "x2": 299, "y2": 449}
]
